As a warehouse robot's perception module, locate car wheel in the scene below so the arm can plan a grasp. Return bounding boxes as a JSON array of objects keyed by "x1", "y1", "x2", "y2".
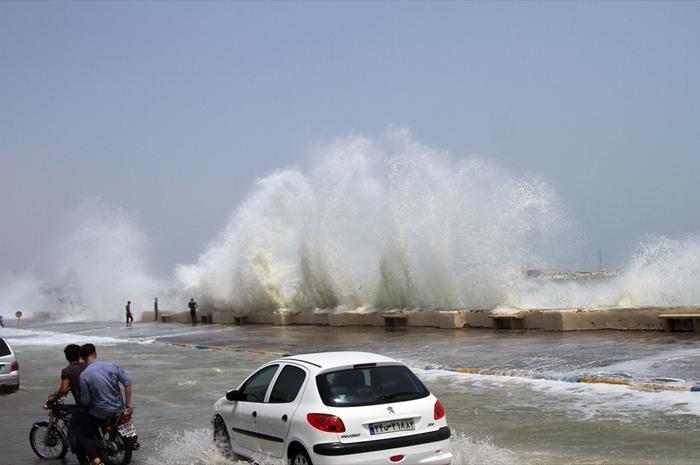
[
  {"x1": 289, "y1": 448, "x2": 313, "y2": 465},
  {"x1": 212, "y1": 417, "x2": 232, "y2": 458}
]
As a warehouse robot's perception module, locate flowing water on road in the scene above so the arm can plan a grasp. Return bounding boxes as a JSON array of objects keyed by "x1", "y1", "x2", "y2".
[{"x1": 2, "y1": 321, "x2": 700, "y2": 465}]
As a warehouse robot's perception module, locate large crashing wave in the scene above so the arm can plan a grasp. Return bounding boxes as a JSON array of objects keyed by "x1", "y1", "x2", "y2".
[
  {"x1": 176, "y1": 130, "x2": 568, "y2": 312},
  {"x1": 8, "y1": 130, "x2": 700, "y2": 320}
]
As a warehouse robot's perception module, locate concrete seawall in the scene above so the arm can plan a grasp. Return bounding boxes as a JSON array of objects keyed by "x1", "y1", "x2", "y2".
[{"x1": 141, "y1": 306, "x2": 700, "y2": 331}]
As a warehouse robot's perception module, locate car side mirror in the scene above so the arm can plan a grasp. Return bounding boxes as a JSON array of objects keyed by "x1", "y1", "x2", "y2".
[{"x1": 226, "y1": 389, "x2": 242, "y2": 402}]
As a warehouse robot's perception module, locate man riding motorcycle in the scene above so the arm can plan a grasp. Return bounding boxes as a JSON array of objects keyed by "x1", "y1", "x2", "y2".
[
  {"x1": 77, "y1": 344, "x2": 133, "y2": 465},
  {"x1": 48, "y1": 344, "x2": 87, "y2": 465}
]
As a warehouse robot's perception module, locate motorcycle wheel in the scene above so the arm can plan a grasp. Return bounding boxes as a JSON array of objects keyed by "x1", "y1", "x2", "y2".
[
  {"x1": 29, "y1": 421, "x2": 68, "y2": 459},
  {"x1": 100, "y1": 434, "x2": 132, "y2": 465}
]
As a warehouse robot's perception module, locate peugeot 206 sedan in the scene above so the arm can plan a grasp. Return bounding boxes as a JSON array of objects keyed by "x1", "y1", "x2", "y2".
[{"x1": 212, "y1": 351, "x2": 452, "y2": 465}]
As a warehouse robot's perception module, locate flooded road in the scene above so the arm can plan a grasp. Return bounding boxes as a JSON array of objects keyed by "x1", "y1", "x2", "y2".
[{"x1": 2, "y1": 321, "x2": 700, "y2": 464}]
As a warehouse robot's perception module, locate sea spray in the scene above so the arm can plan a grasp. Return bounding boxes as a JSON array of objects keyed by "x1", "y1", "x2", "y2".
[
  {"x1": 8, "y1": 131, "x2": 700, "y2": 319},
  {"x1": 54, "y1": 199, "x2": 163, "y2": 320},
  {"x1": 503, "y1": 234, "x2": 700, "y2": 309},
  {"x1": 0, "y1": 273, "x2": 50, "y2": 319},
  {"x1": 177, "y1": 130, "x2": 568, "y2": 312}
]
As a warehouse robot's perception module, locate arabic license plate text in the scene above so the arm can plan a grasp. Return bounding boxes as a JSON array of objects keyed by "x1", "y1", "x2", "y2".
[{"x1": 369, "y1": 418, "x2": 415, "y2": 435}]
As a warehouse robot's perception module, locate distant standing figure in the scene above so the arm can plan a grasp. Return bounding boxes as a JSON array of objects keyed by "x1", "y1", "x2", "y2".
[
  {"x1": 188, "y1": 298, "x2": 198, "y2": 324},
  {"x1": 125, "y1": 301, "x2": 134, "y2": 327},
  {"x1": 153, "y1": 297, "x2": 159, "y2": 321},
  {"x1": 0, "y1": 315, "x2": 3, "y2": 327}
]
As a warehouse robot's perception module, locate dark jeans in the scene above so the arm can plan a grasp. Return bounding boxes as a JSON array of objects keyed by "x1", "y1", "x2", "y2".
[
  {"x1": 63, "y1": 405, "x2": 84, "y2": 454},
  {"x1": 190, "y1": 309, "x2": 197, "y2": 324},
  {"x1": 75, "y1": 412, "x2": 108, "y2": 462},
  {"x1": 126, "y1": 313, "x2": 134, "y2": 326}
]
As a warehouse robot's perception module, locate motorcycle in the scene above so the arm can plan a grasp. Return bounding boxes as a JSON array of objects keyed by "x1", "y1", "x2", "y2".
[{"x1": 29, "y1": 399, "x2": 139, "y2": 465}]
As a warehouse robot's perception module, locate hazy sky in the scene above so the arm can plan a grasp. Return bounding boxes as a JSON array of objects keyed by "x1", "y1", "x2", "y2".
[{"x1": 1, "y1": 1, "x2": 699, "y2": 278}]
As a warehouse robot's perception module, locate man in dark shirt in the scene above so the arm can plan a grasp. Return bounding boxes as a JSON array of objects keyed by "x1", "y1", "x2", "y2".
[
  {"x1": 125, "y1": 301, "x2": 134, "y2": 327},
  {"x1": 188, "y1": 298, "x2": 198, "y2": 324},
  {"x1": 48, "y1": 344, "x2": 87, "y2": 465}
]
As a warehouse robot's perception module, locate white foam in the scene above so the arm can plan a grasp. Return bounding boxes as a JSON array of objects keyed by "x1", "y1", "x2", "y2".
[
  {"x1": 417, "y1": 368, "x2": 700, "y2": 420},
  {"x1": 177, "y1": 130, "x2": 568, "y2": 311},
  {"x1": 1, "y1": 327, "x2": 130, "y2": 347},
  {"x1": 145, "y1": 428, "x2": 520, "y2": 465}
]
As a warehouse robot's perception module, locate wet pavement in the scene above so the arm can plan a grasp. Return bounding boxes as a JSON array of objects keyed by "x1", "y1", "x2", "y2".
[{"x1": 1, "y1": 320, "x2": 700, "y2": 464}]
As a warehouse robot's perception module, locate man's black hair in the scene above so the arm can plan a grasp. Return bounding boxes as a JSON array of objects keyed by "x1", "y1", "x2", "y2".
[
  {"x1": 79, "y1": 343, "x2": 96, "y2": 360},
  {"x1": 64, "y1": 344, "x2": 81, "y2": 362}
]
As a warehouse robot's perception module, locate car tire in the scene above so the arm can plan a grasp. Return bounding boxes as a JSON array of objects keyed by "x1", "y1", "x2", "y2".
[
  {"x1": 289, "y1": 448, "x2": 313, "y2": 465},
  {"x1": 212, "y1": 416, "x2": 232, "y2": 458}
]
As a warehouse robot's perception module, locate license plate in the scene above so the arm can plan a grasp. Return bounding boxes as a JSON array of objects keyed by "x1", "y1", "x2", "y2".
[
  {"x1": 369, "y1": 418, "x2": 415, "y2": 435},
  {"x1": 117, "y1": 421, "x2": 136, "y2": 437}
]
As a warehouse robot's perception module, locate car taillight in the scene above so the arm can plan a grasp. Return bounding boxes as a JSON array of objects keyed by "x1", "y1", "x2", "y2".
[
  {"x1": 307, "y1": 413, "x2": 346, "y2": 433},
  {"x1": 434, "y1": 399, "x2": 445, "y2": 420},
  {"x1": 10, "y1": 361, "x2": 18, "y2": 372},
  {"x1": 390, "y1": 454, "x2": 405, "y2": 462}
]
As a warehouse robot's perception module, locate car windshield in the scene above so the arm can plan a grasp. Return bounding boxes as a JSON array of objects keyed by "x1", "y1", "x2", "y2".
[
  {"x1": 0, "y1": 339, "x2": 11, "y2": 357},
  {"x1": 316, "y1": 365, "x2": 429, "y2": 407}
]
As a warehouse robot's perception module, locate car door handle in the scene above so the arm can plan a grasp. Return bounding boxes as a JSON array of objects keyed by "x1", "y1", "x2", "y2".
[
  {"x1": 281, "y1": 414, "x2": 288, "y2": 422},
  {"x1": 252, "y1": 411, "x2": 257, "y2": 418}
]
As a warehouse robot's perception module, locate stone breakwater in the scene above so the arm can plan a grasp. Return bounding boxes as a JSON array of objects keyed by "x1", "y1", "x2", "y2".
[{"x1": 142, "y1": 306, "x2": 700, "y2": 331}]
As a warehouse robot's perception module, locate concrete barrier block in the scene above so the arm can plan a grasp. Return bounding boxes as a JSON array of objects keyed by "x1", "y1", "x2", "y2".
[
  {"x1": 436, "y1": 310, "x2": 467, "y2": 329},
  {"x1": 541, "y1": 310, "x2": 565, "y2": 331},
  {"x1": 294, "y1": 311, "x2": 330, "y2": 325},
  {"x1": 247, "y1": 311, "x2": 274, "y2": 325},
  {"x1": 465, "y1": 310, "x2": 494, "y2": 328},
  {"x1": 212, "y1": 311, "x2": 237, "y2": 324},
  {"x1": 273, "y1": 310, "x2": 293, "y2": 326},
  {"x1": 522, "y1": 310, "x2": 545, "y2": 329},
  {"x1": 329, "y1": 311, "x2": 384, "y2": 327}
]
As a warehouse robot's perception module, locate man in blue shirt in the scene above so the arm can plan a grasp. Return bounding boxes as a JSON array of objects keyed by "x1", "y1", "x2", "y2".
[{"x1": 76, "y1": 344, "x2": 133, "y2": 465}]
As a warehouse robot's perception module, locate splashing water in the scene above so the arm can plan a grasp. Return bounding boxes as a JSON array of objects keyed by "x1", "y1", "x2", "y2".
[
  {"x1": 6, "y1": 131, "x2": 700, "y2": 319},
  {"x1": 177, "y1": 130, "x2": 568, "y2": 312},
  {"x1": 503, "y1": 234, "x2": 700, "y2": 309},
  {"x1": 53, "y1": 200, "x2": 163, "y2": 320},
  {"x1": 145, "y1": 428, "x2": 520, "y2": 465}
]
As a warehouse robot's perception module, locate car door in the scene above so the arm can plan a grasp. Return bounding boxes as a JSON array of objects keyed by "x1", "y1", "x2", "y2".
[
  {"x1": 230, "y1": 364, "x2": 279, "y2": 458},
  {"x1": 257, "y1": 364, "x2": 308, "y2": 458}
]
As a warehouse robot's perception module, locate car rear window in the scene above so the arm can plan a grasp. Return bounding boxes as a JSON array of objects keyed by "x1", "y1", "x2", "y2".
[
  {"x1": 316, "y1": 365, "x2": 430, "y2": 407},
  {"x1": 0, "y1": 339, "x2": 11, "y2": 357}
]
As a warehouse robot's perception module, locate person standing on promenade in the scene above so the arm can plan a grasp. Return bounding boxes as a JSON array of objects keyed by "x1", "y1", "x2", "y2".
[
  {"x1": 188, "y1": 298, "x2": 198, "y2": 324},
  {"x1": 125, "y1": 301, "x2": 134, "y2": 327},
  {"x1": 153, "y1": 297, "x2": 159, "y2": 321}
]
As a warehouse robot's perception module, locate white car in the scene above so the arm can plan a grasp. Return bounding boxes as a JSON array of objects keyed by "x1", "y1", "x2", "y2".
[
  {"x1": 0, "y1": 337, "x2": 20, "y2": 392},
  {"x1": 212, "y1": 351, "x2": 452, "y2": 465}
]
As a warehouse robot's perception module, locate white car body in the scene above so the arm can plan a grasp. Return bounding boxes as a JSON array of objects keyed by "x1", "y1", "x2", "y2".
[
  {"x1": 213, "y1": 351, "x2": 452, "y2": 465},
  {"x1": 0, "y1": 338, "x2": 20, "y2": 390}
]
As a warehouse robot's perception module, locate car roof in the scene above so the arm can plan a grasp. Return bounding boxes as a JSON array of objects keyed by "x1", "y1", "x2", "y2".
[{"x1": 278, "y1": 351, "x2": 399, "y2": 370}]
